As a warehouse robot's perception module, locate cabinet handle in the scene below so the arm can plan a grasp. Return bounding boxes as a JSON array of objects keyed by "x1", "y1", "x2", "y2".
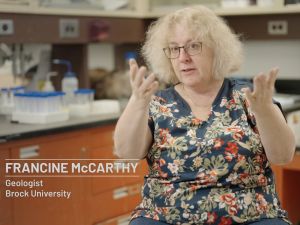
[
  {"x1": 117, "y1": 216, "x2": 131, "y2": 225},
  {"x1": 113, "y1": 184, "x2": 141, "y2": 200},
  {"x1": 94, "y1": 215, "x2": 131, "y2": 225},
  {"x1": 128, "y1": 184, "x2": 141, "y2": 196},
  {"x1": 81, "y1": 147, "x2": 87, "y2": 153},
  {"x1": 113, "y1": 186, "x2": 129, "y2": 200},
  {"x1": 19, "y1": 145, "x2": 40, "y2": 158}
]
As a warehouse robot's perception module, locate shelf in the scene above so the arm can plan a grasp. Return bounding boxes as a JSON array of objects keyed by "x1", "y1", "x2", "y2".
[
  {"x1": 145, "y1": 5, "x2": 300, "y2": 18},
  {"x1": 215, "y1": 4, "x2": 300, "y2": 16},
  {"x1": 0, "y1": 3, "x2": 299, "y2": 18},
  {"x1": 0, "y1": 5, "x2": 142, "y2": 18}
]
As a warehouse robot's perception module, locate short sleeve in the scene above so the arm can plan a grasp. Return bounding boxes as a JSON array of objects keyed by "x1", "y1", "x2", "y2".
[
  {"x1": 148, "y1": 90, "x2": 164, "y2": 136},
  {"x1": 148, "y1": 93, "x2": 159, "y2": 136}
]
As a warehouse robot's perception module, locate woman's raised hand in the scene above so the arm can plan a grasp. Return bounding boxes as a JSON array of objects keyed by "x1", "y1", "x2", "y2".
[
  {"x1": 242, "y1": 68, "x2": 278, "y2": 115},
  {"x1": 129, "y1": 59, "x2": 159, "y2": 106}
]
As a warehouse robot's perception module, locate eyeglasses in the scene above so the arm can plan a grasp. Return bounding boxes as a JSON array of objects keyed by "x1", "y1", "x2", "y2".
[{"x1": 163, "y1": 42, "x2": 202, "y2": 59}]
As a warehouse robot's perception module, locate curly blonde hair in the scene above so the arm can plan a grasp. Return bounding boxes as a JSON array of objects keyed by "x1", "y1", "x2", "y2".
[{"x1": 142, "y1": 6, "x2": 243, "y2": 84}]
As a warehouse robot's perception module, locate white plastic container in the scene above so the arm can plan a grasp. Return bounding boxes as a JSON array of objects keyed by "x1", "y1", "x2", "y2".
[
  {"x1": 0, "y1": 86, "x2": 25, "y2": 115},
  {"x1": 53, "y1": 59, "x2": 78, "y2": 104},
  {"x1": 69, "y1": 89, "x2": 95, "y2": 117},
  {"x1": 74, "y1": 89, "x2": 95, "y2": 105},
  {"x1": 91, "y1": 99, "x2": 121, "y2": 115},
  {"x1": 62, "y1": 75, "x2": 78, "y2": 104},
  {"x1": 12, "y1": 91, "x2": 68, "y2": 124}
]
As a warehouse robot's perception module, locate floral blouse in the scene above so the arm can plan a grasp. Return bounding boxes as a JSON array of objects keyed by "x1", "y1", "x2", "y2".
[{"x1": 131, "y1": 78, "x2": 290, "y2": 225}]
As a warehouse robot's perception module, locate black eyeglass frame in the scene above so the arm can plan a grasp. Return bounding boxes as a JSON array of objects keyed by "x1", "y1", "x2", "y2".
[{"x1": 163, "y1": 42, "x2": 203, "y2": 59}]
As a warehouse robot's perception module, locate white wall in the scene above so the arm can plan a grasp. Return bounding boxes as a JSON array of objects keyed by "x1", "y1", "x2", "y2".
[
  {"x1": 88, "y1": 40, "x2": 300, "y2": 79},
  {"x1": 88, "y1": 43, "x2": 115, "y2": 71},
  {"x1": 3, "y1": 40, "x2": 298, "y2": 85},
  {"x1": 233, "y1": 40, "x2": 300, "y2": 79}
]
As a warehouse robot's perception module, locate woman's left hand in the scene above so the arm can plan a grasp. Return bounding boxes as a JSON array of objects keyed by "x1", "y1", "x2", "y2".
[{"x1": 242, "y1": 68, "x2": 278, "y2": 115}]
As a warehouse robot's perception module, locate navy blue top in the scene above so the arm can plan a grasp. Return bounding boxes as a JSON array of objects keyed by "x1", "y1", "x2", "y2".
[{"x1": 131, "y1": 78, "x2": 290, "y2": 225}]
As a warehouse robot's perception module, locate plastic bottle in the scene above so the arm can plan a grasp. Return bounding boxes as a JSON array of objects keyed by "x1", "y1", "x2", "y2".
[
  {"x1": 53, "y1": 59, "x2": 78, "y2": 104},
  {"x1": 43, "y1": 72, "x2": 57, "y2": 92}
]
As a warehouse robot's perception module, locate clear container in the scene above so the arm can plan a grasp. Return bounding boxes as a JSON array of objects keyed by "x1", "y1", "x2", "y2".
[
  {"x1": 74, "y1": 89, "x2": 95, "y2": 105},
  {"x1": 0, "y1": 88, "x2": 10, "y2": 106},
  {"x1": 48, "y1": 92, "x2": 65, "y2": 113},
  {"x1": 14, "y1": 93, "x2": 23, "y2": 114},
  {"x1": 32, "y1": 92, "x2": 40, "y2": 114},
  {"x1": 62, "y1": 76, "x2": 78, "y2": 104},
  {"x1": 1, "y1": 86, "x2": 25, "y2": 108},
  {"x1": 56, "y1": 91, "x2": 66, "y2": 111},
  {"x1": 14, "y1": 92, "x2": 31, "y2": 114},
  {"x1": 38, "y1": 92, "x2": 49, "y2": 114},
  {"x1": 69, "y1": 89, "x2": 95, "y2": 117},
  {"x1": 13, "y1": 91, "x2": 65, "y2": 114},
  {"x1": 11, "y1": 86, "x2": 25, "y2": 94},
  {"x1": 12, "y1": 90, "x2": 69, "y2": 124}
]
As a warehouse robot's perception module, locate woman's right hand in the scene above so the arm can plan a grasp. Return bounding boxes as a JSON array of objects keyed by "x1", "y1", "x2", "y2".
[{"x1": 129, "y1": 59, "x2": 159, "y2": 107}]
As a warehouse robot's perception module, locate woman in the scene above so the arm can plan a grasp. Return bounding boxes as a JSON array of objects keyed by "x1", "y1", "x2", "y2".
[{"x1": 114, "y1": 6, "x2": 296, "y2": 225}]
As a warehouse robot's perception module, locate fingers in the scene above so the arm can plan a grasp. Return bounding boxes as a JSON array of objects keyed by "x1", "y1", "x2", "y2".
[
  {"x1": 128, "y1": 59, "x2": 159, "y2": 99},
  {"x1": 252, "y1": 68, "x2": 278, "y2": 97},
  {"x1": 129, "y1": 59, "x2": 138, "y2": 84},
  {"x1": 129, "y1": 58, "x2": 147, "y2": 88},
  {"x1": 139, "y1": 73, "x2": 156, "y2": 93},
  {"x1": 243, "y1": 67, "x2": 279, "y2": 109},
  {"x1": 137, "y1": 73, "x2": 159, "y2": 98},
  {"x1": 146, "y1": 80, "x2": 160, "y2": 96},
  {"x1": 242, "y1": 87, "x2": 254, "y2": 102},
  {"x1": 133, "y1": 66, "x2": 147, "y2": 88},
  {"x1": 267, "y1": 67, "x2": 278, "y2": 89},
  {"x1": 252, "y1": 73, "x2": 265, "y2": 98}
]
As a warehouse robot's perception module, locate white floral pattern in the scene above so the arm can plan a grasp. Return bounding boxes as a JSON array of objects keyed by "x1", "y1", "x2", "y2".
[{"x1": 131, "y1": 78, "x2": 290, "y2": 225}]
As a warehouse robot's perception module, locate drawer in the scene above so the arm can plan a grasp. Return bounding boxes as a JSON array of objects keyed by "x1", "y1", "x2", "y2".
[
  {"x1": 10, "y1": 135, "x2": 85, "y2": 159},
  {"x1": 90, "y1": 146, "x2": 120, "y2": 194},
  {"x1": 0, "y1": 148, "x2": 13, "y2": 225},
  {"x1": 91, "y1": 148, "x2": 148, "y2": 194},
  {"x1": 88, "y1": 125, "x2": 115, "y2": 149},
  {"x1": 91, "y1": 167, "x2": 146, "y2": 195},
  {"x1": 95, "y1": 213, "x2": 132, "y2": 225},
  {"x1": 89, "y1": 183, "x2": 142, "y2": 223},
  {"x1": 118, "y1": 160, "x2": 148, "y2": 187},
  {"x1": 8, "y1": 136, "x2": 85, "y2": 225}
]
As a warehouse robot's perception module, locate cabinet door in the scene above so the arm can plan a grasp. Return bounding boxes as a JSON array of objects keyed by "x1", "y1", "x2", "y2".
[
  {"x1": 86, "y1": 125, "x2": 148, "y2": 225},
  {"x1": 281, "y1": 155, "x2": 300, "y2": 224},
  {"x1": 94, "y1": 213, "x2": 131, "y2": 225},
  {"x1": 272, "y1": 154, "x2": 300, "y2": 225},
  {"x1": 0, "y1": 147, "x2": 13, "y2": 225},
  {"x1": 88, "y1": 125, "x2": 148, "y2": 194},
  {"x1": 9, "y1": 133, "x2": 87, "y2": 225},
  {"x1": 90, "y1": 146, "x2": 147, "y2": 195},
  {"x1": 90, "y1": 183, "x2": 142, "y2": 224}
]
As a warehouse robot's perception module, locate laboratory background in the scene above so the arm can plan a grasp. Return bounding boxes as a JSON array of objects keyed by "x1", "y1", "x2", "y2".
[{"x1": 0, "y1": 0, "x2": 300, "y2": 225}]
